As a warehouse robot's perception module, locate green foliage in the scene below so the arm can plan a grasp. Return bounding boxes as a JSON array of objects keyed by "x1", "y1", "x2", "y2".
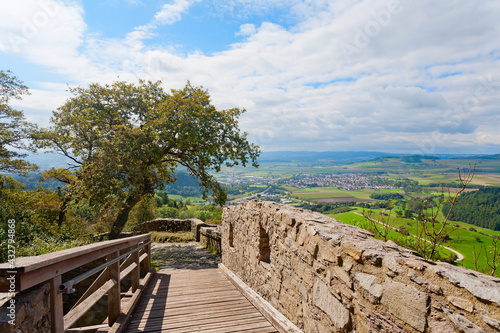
[
  {"x1": 0, "y1": 70, "x2": 38, "y2": 174},
  {"x1": 407, "y1": 199, "x2": 424, "y2": 214},
  {"x1": 178, "y1": 205, "x2": 222, "y2": 223},
  {"x1": 35, "y1": 80, "x2": 260, "y2": 238},
  {"x1": 442, "y1": 187, "x2": 500, "y2": 230},
  {"x1": 156, "y1": 206, "x2": 180, "y2": 218},
  {"x1": 369, "y1": 192, "x2": 404, "y2": 200},
  {"x1": 128, "y1": 195, "x2": 157, "y2": 225}
]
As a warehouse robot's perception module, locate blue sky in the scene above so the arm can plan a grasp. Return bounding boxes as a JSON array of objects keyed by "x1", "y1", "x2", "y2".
[{"x1": 1, "y1": 0, "x2": 500, "y2": 154}]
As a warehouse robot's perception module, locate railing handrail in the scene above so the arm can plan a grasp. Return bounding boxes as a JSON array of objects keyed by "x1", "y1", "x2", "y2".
[
  {"x1": 59, "y1": 240, "x2": 152, "y2": 294},
  {"x1": 0, "y1": 234, "x2": 150, "y2": 274},
  {"x1": 0, "y1": 233, "x2": 153, "y2": 332}
]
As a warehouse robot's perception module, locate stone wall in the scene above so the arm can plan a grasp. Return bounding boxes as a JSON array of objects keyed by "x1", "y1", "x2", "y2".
[
  {"x1": 132, "y1": 218, "x2": 208, "y2": 241},
  {"x1": 200, "y1": 226, "x2": 222, "y2": 254},
  {"x1": 221, "y1": 200, "x2": 500, "y2": 333},
  {"x1": 0, "y1": 283, "x2": 50, "y2": 333}
]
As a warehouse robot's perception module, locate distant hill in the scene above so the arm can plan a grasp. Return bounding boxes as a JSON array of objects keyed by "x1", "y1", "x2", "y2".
[
  {"x1": 24, "y1": 152, "x2": 74, "y2": 170},
  {"x1": 19, "y1": 151, "x2": 500, "y2": 171},
  {"x1": 258, "y1": 151, "x2": 391, "y2": 164},
  {"x1": 461, "y1": 154, "x2": 500, "y2": 160}
]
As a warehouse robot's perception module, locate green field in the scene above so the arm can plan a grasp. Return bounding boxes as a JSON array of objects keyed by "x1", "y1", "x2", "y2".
[
  {"x1": 284, "y1": 186, "x2": 404, "y2": 202},
  {"x1": 327, "y1": 208, "x2": 500, "y2": 276}
]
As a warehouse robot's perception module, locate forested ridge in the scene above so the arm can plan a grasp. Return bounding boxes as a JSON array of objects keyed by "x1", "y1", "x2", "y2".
[{"x1": 443, "y1": 187, "x2": 500, "y2": 230}]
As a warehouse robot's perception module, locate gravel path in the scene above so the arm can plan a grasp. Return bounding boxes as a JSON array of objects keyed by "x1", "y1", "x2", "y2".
[{"x1": 151, "y1": 242, "x2": 221, "y2": 270}]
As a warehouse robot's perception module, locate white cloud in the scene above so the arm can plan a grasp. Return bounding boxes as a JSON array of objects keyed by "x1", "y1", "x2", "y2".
[
  {"x1": 1, "y1": 0, "x2": 500, "y2": 153},
  {"x1": 126, "y1": 0, "x2": 200, "y2": 43},
  {"x1": 153, "y1": 0, "x2": 196, "y2": 25},
  {"x1": 236, "y1": 23, "x2": 256, "y2": 37}
]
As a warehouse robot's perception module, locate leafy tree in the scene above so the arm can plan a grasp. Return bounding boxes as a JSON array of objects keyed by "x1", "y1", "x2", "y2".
[
  {"x1": 156, "y1": 206, "x2": 180, "y2": 218},
  {"x1": 36, "y1": 80, "x2": 259, "y2": 238},
  {"x1": 129, "y1": 195, "x2": 157, "y2": 225},
  {"x1": 0, "y1": 70, "x2": 37, "y2": 174},
  {"x1": 442, "y1": 187, "x2": 500, "y2": 230}
]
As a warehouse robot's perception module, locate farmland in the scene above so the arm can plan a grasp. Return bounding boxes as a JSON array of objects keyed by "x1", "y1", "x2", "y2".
[
  {"x1": 327, "y1": 208, "x2": 500, "y2": 275},
  {"x1": 216, "y1": 153, "x2": 500, "y2": 276}
]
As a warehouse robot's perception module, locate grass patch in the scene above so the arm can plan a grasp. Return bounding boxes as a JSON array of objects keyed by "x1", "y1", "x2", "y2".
[
  {"x1": 328, "y1": 208, "x2": 500, "y2": 276},
  {"x1": 151, "y1": 231, "x2": 195, "y2": 243}
]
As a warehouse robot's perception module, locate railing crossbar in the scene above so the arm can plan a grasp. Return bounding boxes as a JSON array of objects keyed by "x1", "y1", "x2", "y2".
[{"x1": 59, "y1": 240, "x2": 152, "y2": 294}]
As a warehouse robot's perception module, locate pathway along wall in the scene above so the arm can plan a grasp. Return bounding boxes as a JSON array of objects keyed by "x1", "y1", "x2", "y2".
[{"x1": 221, "y1": 200, "x2": 500, "y2": 333}]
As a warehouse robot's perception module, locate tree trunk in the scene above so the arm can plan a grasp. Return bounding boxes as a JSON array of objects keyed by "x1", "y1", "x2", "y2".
[
  {"x1": 108, "y1": 194, "x2": 141, "y2": 239},
  {"x1": 57, "y1": 197, "x2": 70, "y2": 227}
]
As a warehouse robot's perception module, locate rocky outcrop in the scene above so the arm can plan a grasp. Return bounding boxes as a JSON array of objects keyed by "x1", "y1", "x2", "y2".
[{"x1": 221, "y1": 200, "x2": 500, "y2": 333}]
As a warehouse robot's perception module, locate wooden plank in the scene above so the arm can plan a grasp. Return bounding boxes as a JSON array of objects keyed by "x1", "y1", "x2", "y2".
[
  {"x1": 218, "y1": 263, "x2": 303, "y2": 333},
  {"x1": 119, "y1": 262, "x2": 137, "y2": 281},
  {"x1": 128, "y1": 308, "x2": 263, "y2": 328},
  {"x1": 124, "y1": 268, "x2": 278, "y2": 333},
  {"x1": 66, "y1": 324, "x2": 109, "y2": 332},
  {"x1": 50, "y1": 275, "x2": 64, "y2": 333},
  {"x1": 140, "y1": 242, "x2": 151, "y2": 274},
  {"x1": 136, "y1": 315, "x2": 275, "y2": 333},
  {"x1": 107, "y1": 251, "x2": 121, "y2": 326},
  {"x1": 131, "y1": 249, "x2": 140, "y2": 292},
  {"x1": 64, "y1": 279, "x2": 116, "y2": 330},
  {"x1": 72, "y1": 251, "x2": 136, "y2": 311},
  {"x1": 71, "y1": 267, "x2": 109, "y2": 311},
  {"x1": 132, "y1": 298, "x2": 251, "y2": 317},
  {"x1": 103, "y1": 269, "x2": 155, "y2": 333}
]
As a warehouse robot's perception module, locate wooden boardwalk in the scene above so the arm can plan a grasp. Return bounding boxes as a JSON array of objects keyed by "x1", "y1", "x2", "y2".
[{"x1": 125, "y1": 268, "x2": 279, "y2": 333}]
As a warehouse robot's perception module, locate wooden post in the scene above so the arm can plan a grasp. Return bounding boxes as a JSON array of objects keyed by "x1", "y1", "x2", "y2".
[
  {"x1": 107, "y1": 251, "x2": 121, "y2": 326},
  {"x1": 131, "y1": 247, "x2": 140, "y2": 292},
  {"x1": 50, "y1": 275, "x2": 64, "y2": 333},
  {"x1": 140, "y1": 241, "x2": 151, "y2": 275}
]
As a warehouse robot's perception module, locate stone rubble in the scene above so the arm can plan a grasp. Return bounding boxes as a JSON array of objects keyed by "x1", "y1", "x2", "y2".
[{"x1": 151, "y1": 242, "x2": 221, "y2": 270}]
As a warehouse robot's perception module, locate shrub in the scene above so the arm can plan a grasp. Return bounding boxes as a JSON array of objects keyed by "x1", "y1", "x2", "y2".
[{"x1": 156, "y1": 206, "x2": 180, "y2": 218}]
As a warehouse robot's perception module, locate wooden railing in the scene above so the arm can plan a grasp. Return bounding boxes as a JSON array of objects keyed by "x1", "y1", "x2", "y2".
[{"x1": 0, "y1": 234, "x2": 154, "y2": 333}]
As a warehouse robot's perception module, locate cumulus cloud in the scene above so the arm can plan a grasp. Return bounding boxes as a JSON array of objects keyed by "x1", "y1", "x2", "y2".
[
  {"x1": 1, "y1": 0, "x2": 500, "y2": 153},
  {"x1": 236, "y1": 23, "x2": 256, "y2": 37}
]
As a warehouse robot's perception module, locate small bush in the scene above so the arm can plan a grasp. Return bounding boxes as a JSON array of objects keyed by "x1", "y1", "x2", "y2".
[{"x1": 398, "y1": 226, "x2": 410, "y2": 236}]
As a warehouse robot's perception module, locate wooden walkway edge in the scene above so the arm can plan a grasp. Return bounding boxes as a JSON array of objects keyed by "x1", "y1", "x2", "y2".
[
  {"x1": 219, "y1": 264, "x2": 302, "y2": 333},
  {"x1": 124, "y1": 268, "x2": 279, "y2": 332}
]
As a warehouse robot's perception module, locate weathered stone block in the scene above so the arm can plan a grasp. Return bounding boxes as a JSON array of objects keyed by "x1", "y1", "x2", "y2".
[
  {"x1": 354, "y1": 272, "x2": 383, "y2": 304},
  {"x1": 320, "y1": 247, "x2": 340, "y2": 264},
  {"x1": 356, "y1": 303, "x2": 409, "y2": 333},
  {"x1": 447, "y1": 296, "x2": 474, "y2": 313},
  {"x1": 428, "y1": 312, "x2": 456, "y2": 333},
  {"x1": 333, "y1": 266, "x2": 352, "y2": 288},
  {"x1": 312, "y1": 279, "x2": 351, "y2": 331},
  {"x1": 482, "y1": 315, "x2": 500, "y2": 331},
  {"x1": 381, "y1": 280, "x2": 429, "y2": 332},
  {"x1": 443, "y1": 308, "x2": 486, "y2": 333},
  {"x1": 434, "y1": 263, "x2": 500, "y2": 306}
]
